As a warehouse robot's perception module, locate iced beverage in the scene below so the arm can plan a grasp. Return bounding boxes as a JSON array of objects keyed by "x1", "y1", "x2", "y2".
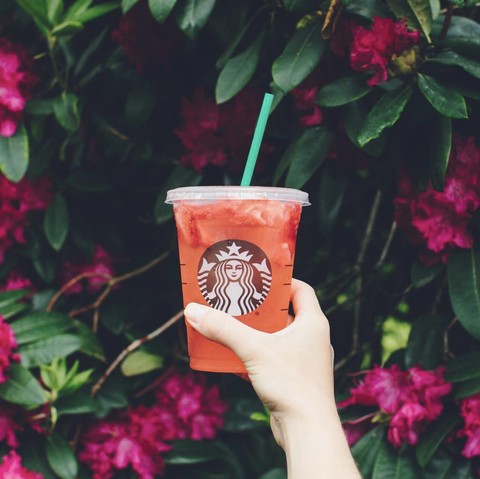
[{"x1": 166, "y1": 186, "x2": 309, "y2": 373}]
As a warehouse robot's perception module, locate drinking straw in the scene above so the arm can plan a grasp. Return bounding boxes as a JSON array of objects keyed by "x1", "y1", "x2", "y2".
[{"x1": 240, "y1": 93, "x2": 274, "y2": 187}]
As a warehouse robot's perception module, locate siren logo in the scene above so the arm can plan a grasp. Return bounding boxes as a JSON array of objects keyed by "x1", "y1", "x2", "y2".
[{"x1": 197, "y1": 240, "x2": 272, "y2": 316}]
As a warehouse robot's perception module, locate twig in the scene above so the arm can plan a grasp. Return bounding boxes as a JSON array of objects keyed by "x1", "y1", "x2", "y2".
[
  {"x1": 316, "y1": 266, "x2": 357, "y2": 290},
  {"x1": 444, "y1": 317, "x2": 458, "y2": 359},
  {"x1": 134, "y1": 365, "x2": 177, "y2": 399},
  {"x1": 90, "y1": 310, "x2": 184, "y2": 397},
  {"x1": 431, "y1": 273, "x2": 447, "y2": 315},
  {"x1": 112, "y1": 253, "x2": 169, "y2": 284},
  {"x1": 440, "y1": 2, "x2": 454, "y2": 40},
  {"x1": 374, "y1": 222, "x2": 396, "y2": 270},
  {"x1": 323, "y1": 270, "x2": 359, "y2": 303},
  {"x1": 357, "y1": 190, "x2": 382, "y2": 266}
]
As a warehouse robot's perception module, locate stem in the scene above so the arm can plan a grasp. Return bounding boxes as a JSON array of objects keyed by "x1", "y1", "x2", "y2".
[
  {"x1": 374, "y1": 222, "x2": 396, "y2": 270},
  {"x1": 48, "y1": 37, "x2": 66, "y2": 91},
  {"x1": 111, "y1": 252, "x2": 169, "y2": 285},
  {"x1": 357, "y1": 190, "x2": 382, "y2": 266},
  {"x1": 90, "y1": 310, "x2": 184, "y2": 397},
  {"x1": 431, "y1": 273, "x2": 447, "y2": 315},
  {"x1": 440, "y1": 2, "x2": 454, "y2": 40}
]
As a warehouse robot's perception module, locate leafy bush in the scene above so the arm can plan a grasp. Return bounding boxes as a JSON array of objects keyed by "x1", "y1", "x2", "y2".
[{"x1": 0, "y1": 0, "x2": 480, "y2": 477}]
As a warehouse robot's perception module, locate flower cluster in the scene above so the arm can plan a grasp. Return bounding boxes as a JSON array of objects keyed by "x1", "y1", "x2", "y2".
[
  {"x1": 349, "y1": 17, "x2": 420, "y2": 85},
  {"x1": 175, "y1": 87, "x2": 274, "y2": 173},
  {"x1": 394, "y1": 135, "x2": 480, "y2": 265},
  {"x1": 112, "y1": 0, "x2": 177, "y2": 72},
  {"x1": 0, "y1": 270, "x2": 32, "y2": 292},
  {"x1": 0, "y1": 316, "x2": 20, "y2": 384},
  {"x1": 0, "y1": 38, "x2": 38, "y2": 137},
  {"x1": 338, "y1": 365, "x2": 451, "y2": 447},
  {"x1": 58, "y1": 245, "x2": 117, "y2": 295},
  {"x1": 0, "y1": 175, "x2": 52, "y2": 263},
  {"x1": 80, "y1": 372, "x2": 228, "y2": 479},
  {"x1": 290, "y1": 70, "x2": 324, "y2": 127},
  {"x1": 458, "y1": 393, "x2": 480, "y2": 459},
  {"x1": 0, "y1": 451, "x2": 43, "y2": 479}
]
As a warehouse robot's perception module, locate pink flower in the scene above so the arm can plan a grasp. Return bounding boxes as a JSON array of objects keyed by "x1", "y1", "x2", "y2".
[
  {"x1": 290, "y1": 70, "x2": 324, "y2": 127},
  {"x1": 0, "y1": 271, "x2": 32, "y2": 292},
  {"x1": 331, "y1": 18, "x2": 357, "y2": 57},
  {"x1": 0, "y1": 403, "x2": 22, "y2": 448},
  {"x1": 350, "y1": 17, "x2": 420, "y2": 85},
  {"x1": 58, "y1": 245, "x2": 117, "y2": 295},
  {"x1": 342, "y1": 416, "x2": 373, "y2": 447},
  {"x1": 112, "y1": 0, "x2": 178, "y2": 72},
  {"x1": 458, "y1": 393, "x2": 480, "y2": 458},
  {"x1": 339, "y1": 365, "x2": 451, "y2": 448},
  {"x1": 175, "y1": 88, "x2": 274, "y2": 173},
  {"x1": 0, "y1": 38, "x2": 38, "y2": 137},
  {"x1": 0, "y1": 450, "x2": 43, "y2": 479},
  {"x1": 394, "y1": 134, "x2": 480, "y2": 265},
  {"x1": 0, "y1": 315, "x2": 20, "y2": 384},
  {"x1": 0, "y1": 175, "x2": 52, "y2": 263}
]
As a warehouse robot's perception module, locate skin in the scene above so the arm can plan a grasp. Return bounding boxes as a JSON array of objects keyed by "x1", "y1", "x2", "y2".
[
  {"x1": 225, "y1": 260, "x2": 243, "y2": 281},
  {"x1": 184, "y1": 279, "x2": 361, "y2": 479}
]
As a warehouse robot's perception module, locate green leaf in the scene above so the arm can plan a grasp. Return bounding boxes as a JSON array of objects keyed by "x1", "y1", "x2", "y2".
[
  {"x1": 164, "y1": 440, "x2": 224, "y2": 465},
  {"x1": 46, "y1": 434, "x2": 78, "y2": 479},
  {"x1": 155, "y1": 165, "x2": 201, "y2": 223},
  {"x1": 149, "y1": 0, "x2": 178, "y2": 23},
  {"x1": 20, "y1": 436, "x2": 56, "y2": 479},
  {"x1": 406, "y1": 314, "x2": 445, "y2": 370},
  {"x1": 454, "y1": 376, "x2": 480, "y2": 400},
  {"x1": 285, "y1": 127, "x2": 335, "y2": 189},
  {"x1": 387, "y1": 0, "x2": 433, "y2": 41},
  {"x1": 53, "y1": 93, "x2": 80, "y2": 131},
  {"x1": 15, "y1": 0, "x2": 51, "y2": 29},
  {"x1": 272, "y1": 21, "x2": 325, "y2": 93},
  {"x1": 11, "y1": 312, "x2": 74, "y2": 345},
  {"x1": 445, "y1": 352, "x2": 480, "y2": 382},
  {"x1": 346, "y1": 0, "x2": 393, "y2": 20},
  {"x1": 122, "y1": 0, "x2": 140, "y2": 12},
  {"x1": 423, "y1": 449, "x2": 474, "y2": 479},
  {"x1": 411, "y1": 259, "x2": 443, "y2": 288},
  {"x1": 447, "y1": 0, "x2": 464, "y2": 5},
  {"x1": 342, "y1": 101, "x2": 386, "y2": 157},
  {"x1": 417, "y1": 74, "x2": 467, "y2": 119},
  {"x1": 216, "y1": 31, "x2": 265, "y2": 104},
  {"x1": 283, "y1": 0, "x2": 322, "y2": 14},
  {"x1": 372, "y1": 442, "x2": 421, "y2": 478},
  {"x1": 0, "y1": 303, "x2": 29, "y2": 319},
  {"x1": 317, "y1": 166, "x2": 348, "y2": 236},
  {"x1": 19, "y1": 334, "x2": 84, "y2": 367},
  {"x1": 222, "y1": 398, "x2": 265, "y2": 432},
  {"x1": 352, "y1": 427, "x2": 385, "y2": 478},
  {"x1": 0, "y1": 122, "x2": 29, "y2": 182},
  {"x1": 93, "y1": 376, "x2": 129, "y2": 417},
  {"x1": 73, "y1": 2, "x2": 120, "y2": 22},
  {"x1": 25, "y1": 99, "x2": 55, "y2": 115},
  {"x1": 46, "y1": 0, "x2": 63, "y2": 24},
  {"x1": 175, "y1": 0, "x2": 216, "y2": 39},
  {"x1": 0, "y1": 289, "x2": 29, "y2": 309},
  {"x1": 448, "y1": 248, "x2": 480, "y2": 340},
  {"x1": 64, "y1": 0, "x2": 93, "y2": 20},
  {"x1": 436, "y1": 38, "x2": 480, "y2": 57},
  {"x1": 432, "y1": 15, "x2": 480, "y2": 38},
  {"x1": 358, "y1": 87, "x2": 412, "y2": 146},
  {"x1": 429, "y1": 0, "x2": 440, "y2": 19},
  {"x1": 416, "y1": 415, "x2": 460, "y2": 467},
  {"x1": 432, "y1": 51, "x2": 480, "y2": 80},
  {"x1": 56, "y1": 392, "x2": 96, "y2": 416},
  {"x1": 316, "y1": 75, "x2": 372, "y2": 107},
  {"x1": 74, "y1": 320, "x2": 106, "y2": 361},
  {"x1": 125, "y1": 74, "x2": 159, "y2": 128},
  {"x1": 66, "y1": 170, "x2": 115, "y2": 192},
  {"x1": 259, "y1": 469, "x2": 287, "y2": 479},
  {"x1": 44, "y1": 195, "x2": 69, "y2": 251},
  {"x1": 121, "y1": 350, "x2": 164, "y2": 376},
  {"x1": 50, "y1": 21, "x2": 84, "y2": 36},
  {"x1": 429, "y1": 113, "x2": 452, "y2": 191},
  {"x1": 0, "y1": 364, "x2": 46, "y2": 407}
]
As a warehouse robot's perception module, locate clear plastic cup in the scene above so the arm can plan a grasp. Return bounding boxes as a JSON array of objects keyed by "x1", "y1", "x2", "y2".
[{"x1": 166, "y1": 186, "x2": 310, "y2": 373}]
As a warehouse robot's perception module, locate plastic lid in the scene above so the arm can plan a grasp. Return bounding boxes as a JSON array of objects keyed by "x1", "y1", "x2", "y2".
[{"x1": 165, "y1": 186, "x2": 310, "y2": 206}]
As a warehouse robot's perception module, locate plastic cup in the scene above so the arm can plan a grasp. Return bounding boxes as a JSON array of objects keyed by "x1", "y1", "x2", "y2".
[{"x1": 166, "y1": 186, "x2": 310, "y2": 373}]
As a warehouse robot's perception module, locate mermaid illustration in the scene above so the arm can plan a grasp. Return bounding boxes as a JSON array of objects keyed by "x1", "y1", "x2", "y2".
[{"x1": 198, "y1": 242, "x2": 272, "y2": 316}]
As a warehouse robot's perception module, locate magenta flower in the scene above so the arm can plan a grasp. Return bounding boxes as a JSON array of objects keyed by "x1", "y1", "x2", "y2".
[{"x1": 0, "y1": 451, "x2": 43, "y2": 479}]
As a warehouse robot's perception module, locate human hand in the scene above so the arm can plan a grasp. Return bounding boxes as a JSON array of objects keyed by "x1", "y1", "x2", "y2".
[{"x1": 184, "y1": 279, "x2": 336, "y2": 448}]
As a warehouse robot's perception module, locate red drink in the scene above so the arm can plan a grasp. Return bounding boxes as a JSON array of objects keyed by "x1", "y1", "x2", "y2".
[{"x1": 166, "y1": 187, "x2": 309, "y2": 373}]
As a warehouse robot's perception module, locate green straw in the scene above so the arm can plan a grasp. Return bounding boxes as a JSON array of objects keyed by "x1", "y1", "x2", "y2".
[{"x1": 240, "y1": 93, "x2": 274, "y2": 187}]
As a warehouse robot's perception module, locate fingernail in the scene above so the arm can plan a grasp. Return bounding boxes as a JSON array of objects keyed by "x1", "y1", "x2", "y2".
[{"x1": 184, "y1": 303, "x2": 210, "y2": 326}]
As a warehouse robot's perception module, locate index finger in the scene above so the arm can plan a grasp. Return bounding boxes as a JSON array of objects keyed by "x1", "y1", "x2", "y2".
[{"x1": 290, "y1": 279, "x2": 323, "y2": 317}]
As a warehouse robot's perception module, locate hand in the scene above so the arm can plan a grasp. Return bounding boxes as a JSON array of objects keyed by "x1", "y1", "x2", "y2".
[{"x1": 184, "y1": 279, "x2": 335, "y2": 447}]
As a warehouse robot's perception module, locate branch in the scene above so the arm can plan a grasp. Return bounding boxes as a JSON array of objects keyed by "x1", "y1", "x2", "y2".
[
  {"x1": 431, "y1": 273, "x2": 447, "y2": 315},
  {"x1": 357, "y1": 190, "x2": 382, "y2": 266},
  {"x1": 439, "y1": 2, "x2": 454, "y2": 40},
  {"x1": 374, "y1": 222, "x2": 396, "y2": 270},
  {"x1": 90, "y1": 310, "x2": 184, "y2": 397}
]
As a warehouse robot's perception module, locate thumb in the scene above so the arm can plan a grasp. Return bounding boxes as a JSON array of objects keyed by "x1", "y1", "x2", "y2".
[{"x1": 184, "y1": 303, "x2": 263, "y2": 362}]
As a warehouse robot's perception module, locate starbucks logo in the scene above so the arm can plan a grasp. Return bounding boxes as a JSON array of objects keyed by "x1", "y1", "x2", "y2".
[{"x1": 197, "y1": 240, "x2": 272, "y2": 316}]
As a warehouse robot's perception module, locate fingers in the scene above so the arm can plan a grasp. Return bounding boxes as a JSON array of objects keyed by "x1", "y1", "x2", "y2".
[
  {"x1": 290, "y1": 279, "x2": 322, "y2": 317},
  {"x1": 184, "y1": 303, "x2": 263, "y2": 362}
]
